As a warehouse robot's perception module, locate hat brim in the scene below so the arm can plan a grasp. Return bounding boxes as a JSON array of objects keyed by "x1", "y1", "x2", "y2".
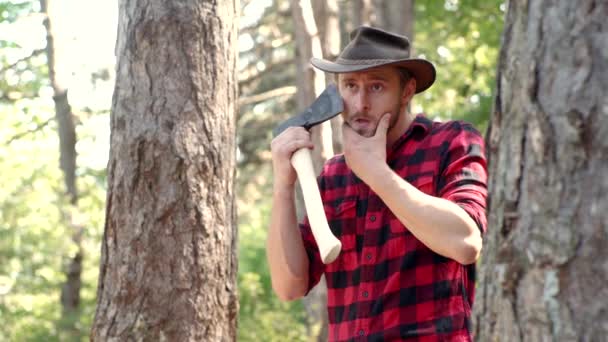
[{"x1": 311, "y1": 57, "x2": 436, "y2": 94}]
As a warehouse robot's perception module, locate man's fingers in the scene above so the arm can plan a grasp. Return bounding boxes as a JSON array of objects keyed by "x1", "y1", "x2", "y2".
[
  {"x1": 374, "y1": 113, "x2": 391, "y2": 138},
  {"x1": 273, "y1": 127, "x2": 311, "y2": 145},
  {"x1": 289, "y1": 139, "x2": 314, "y2": 151},
  {"x1": 271, "y1": 126, "x2": 314, "y2": 159},
  {"x1": 282, "y1": 126, "x2": 310, "y2": 140}
]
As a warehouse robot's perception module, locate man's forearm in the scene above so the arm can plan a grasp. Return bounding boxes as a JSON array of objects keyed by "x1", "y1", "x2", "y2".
[
  {"x1": 266, "y1": 186, "x2": 310, "y2": 301},
  {"x1": 369, "y1": 165, "x2": 482, "y2": 265}
]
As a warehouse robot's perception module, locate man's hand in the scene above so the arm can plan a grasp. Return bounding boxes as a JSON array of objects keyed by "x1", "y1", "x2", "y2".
[
  {"x1": 270, "y1": 127, "x2": 314, "y2": 187},
  {"x1": 342, "y1": 113, "x2": 391, "y2": 183}
]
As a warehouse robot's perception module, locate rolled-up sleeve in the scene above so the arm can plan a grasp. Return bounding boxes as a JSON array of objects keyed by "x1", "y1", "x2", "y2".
[
  {"x1": 298, "y1": 169, "x2": 329, "y2": 294},
  {"x1": 437, "y1": 124, "x2": 488, "y2": 234},
  {"x1": 299, "y1": 219, "x2": 325, "y2": 293}
]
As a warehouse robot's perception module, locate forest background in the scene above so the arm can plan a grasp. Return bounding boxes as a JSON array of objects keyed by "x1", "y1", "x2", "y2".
[{"x1": 0, "y1": 0, "x2": 504, "y2": 340}]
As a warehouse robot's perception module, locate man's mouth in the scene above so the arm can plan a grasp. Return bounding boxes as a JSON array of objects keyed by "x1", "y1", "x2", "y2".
[
  {"x1": 350, "y1": 113, "x2": 370, "y2": 122},
  {"x1": 351, "y1": 116, "x2": 373, "y2": 127},
  {"x1": 348, "y1": 116, "x2": 376, "y2": 136}
]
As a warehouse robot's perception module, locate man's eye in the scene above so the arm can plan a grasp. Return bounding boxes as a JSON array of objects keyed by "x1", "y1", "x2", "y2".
[{"x1": 371, "y1": 84, "x2": 383, "y2": 92}]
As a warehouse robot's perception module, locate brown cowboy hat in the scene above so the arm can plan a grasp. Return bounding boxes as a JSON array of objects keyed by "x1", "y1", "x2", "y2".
[{"x1": 311, "y1": 26, "x2": 436, "y2": 93}]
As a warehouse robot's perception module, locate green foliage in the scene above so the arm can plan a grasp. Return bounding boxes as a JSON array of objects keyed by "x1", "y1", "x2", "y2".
[
  {"x1": 236, "y1": 163, "x2": 309, "y2": 341},
  {"x1": 0, "y1": 1, "x2": 35, "y2": 24},
  {"x1": 0, "y1": 97, "x2": 107, "y2": 341},
  {"x1": 415, "y1": 0, "x2": 505, "y2": 132},
  {"x1": 1, "y1": 102, "x2": 62, "y2": 340},
  {"x1": 0, "y1": 3, "x2": 107, "y2": 340}
]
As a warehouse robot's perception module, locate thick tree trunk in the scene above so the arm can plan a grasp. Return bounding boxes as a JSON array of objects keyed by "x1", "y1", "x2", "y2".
[
  {"x1": 474, "y1": 1, "x2": 608, "y2": 341},
  {"x1": 40, "y1": 0, "x2": 83, "y2": 330},
  {"x1": 91, "y1": 1, "x2": 239, "y2": 340}
]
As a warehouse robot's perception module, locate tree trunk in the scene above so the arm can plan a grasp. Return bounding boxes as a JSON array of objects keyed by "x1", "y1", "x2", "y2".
[
  {"x1": 375, "y1": 0, "x2": 414, "y2": 43},
  {"x1": 352, "y1": 0, "x2": 374, "y2": 28},
  {"x1": 313, "y1": 0, "x2": 343, "y2": 155},
  {"x1": 290, "y1": 1, "x2": 335, "y2": 340},
  {"x1": 474, "y1": 1, "x2": 608, "y2": 341},
  {"x1": 40, "y1": 0, "x2": 83, "y2": 333},
  {"x1": 290, "y1": 0, "x2": 333, "y2": 174},
  {"x1": 91, "y1": 1, "x2": 239, "y2": 340},
  {"x1": 342, "y1": 0, "x2": 371, "y2": 61}
]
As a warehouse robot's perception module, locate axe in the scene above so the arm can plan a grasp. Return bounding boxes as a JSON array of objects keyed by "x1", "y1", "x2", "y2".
[{"x1": 273, "y1": 84, "x2": 343, "y2": 264}]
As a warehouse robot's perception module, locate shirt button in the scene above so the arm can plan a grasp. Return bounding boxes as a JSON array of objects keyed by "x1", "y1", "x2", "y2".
[
  {"x1": 359, "y1": 330, "x2": 365, "y2": 336},
  {"x1": 366, "y1": 254, "x2": 372, "y2": 261},
  {"x1": 370, "y1": 215, "x2": 376, "y2": 222},
  {"x1": 362, "y1": 291, "x2": 369, "y2": 298}
]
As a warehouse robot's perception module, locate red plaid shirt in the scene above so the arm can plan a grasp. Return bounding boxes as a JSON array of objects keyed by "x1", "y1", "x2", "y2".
[{"x1": 300, "y1": 114, "x2": 488, "y2": 341}]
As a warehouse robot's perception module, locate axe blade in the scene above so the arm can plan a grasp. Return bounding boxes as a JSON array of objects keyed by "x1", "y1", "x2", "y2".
[{"x1": 273, "y1": 84, "x2": 343, "y2": 137}]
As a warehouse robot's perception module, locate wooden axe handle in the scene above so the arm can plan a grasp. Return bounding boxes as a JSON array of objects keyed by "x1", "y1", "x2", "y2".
[{"x1": 291, "y1": 148, "x2": 342, "y2": 264}]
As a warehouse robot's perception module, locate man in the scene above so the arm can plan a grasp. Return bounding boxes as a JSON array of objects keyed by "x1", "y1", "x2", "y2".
[{"x1": 267, "y1": 26, "x2": 487, "y2": 341}]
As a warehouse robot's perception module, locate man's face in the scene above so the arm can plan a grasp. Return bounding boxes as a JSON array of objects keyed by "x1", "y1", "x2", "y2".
[{"x1": 338, "y1": 66, "x2": 413, "y2": 137}]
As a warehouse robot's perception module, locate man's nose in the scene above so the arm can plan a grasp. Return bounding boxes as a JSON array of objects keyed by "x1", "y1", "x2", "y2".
[{"x1": 353, "y1": 90, "x2": 370, "y2": 113}]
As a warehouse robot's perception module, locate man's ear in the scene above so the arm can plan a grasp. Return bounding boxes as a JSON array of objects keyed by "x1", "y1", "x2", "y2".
[{"x1": 402, "y1": 78, "x2": 416, "y2": 103}]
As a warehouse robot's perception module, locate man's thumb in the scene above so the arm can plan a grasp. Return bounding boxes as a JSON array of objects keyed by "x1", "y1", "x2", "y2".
[{"x1": 375, "y1": 113, "x2": 391, "y2": 137}]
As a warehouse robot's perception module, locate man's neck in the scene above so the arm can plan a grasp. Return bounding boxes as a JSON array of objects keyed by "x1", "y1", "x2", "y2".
[{"x1": 387, "y1": 111, "x2": 415, "y2": 147}]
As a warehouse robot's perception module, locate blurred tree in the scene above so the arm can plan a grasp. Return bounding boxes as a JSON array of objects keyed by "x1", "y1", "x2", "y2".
[
  {"x1": 289, "y1": 1, "x2": 334, "y2": 340},
  {"x1": 475, "y1": 1, "x2": 608, "y2": 340},
  {"x1": 91, "y1": 0, "x2": 239, "y2": 340},
  {"x1": 236, "y1": 2, "x2": 312, "y2": 341},
  {"x1": 290, "y1": 0, "x2": 333, "y2": 173},
  {"x1": 351, "y1": 0, "x2": 373, "y2": 28},
  {"x1": 238, "y1": 0, "x2": 296, "y2": 167},
  {"x1": 313, "y1": 0, "x2": 343, "y2": 154},
  {"x1": 39, "y1": 1, "x2": 84, "y2": 334},
  {"x1": 374, "y1": 0, "x2": 415, "y2": 40}
]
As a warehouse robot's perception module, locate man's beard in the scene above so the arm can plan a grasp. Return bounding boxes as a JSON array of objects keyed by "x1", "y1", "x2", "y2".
[{"x1": 349, "y1": 100, "x2": 403, "y2": 137}]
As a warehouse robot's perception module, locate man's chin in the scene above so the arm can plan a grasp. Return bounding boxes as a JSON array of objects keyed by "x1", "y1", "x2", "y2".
[
  {"x1": 349, "y1": 122, "x2": 377, "y2": 137},
  {"x1": 352, "y1": 127, "x2": 375, "y2": 137},
  {"x1": 362, "y1": 130, "x2": 375, "y2": 137}
]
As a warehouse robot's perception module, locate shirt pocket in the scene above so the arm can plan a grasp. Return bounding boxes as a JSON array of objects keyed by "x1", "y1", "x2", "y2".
[
  {"x1": 333, "y1": 197, "x2": 358, "y2": 218},
  {"x1": 325, "y1": 197, "x2": 359, "y2": 272},
  {"x1": 326, "y1": 197, "x2": 358, "y2": 246}
]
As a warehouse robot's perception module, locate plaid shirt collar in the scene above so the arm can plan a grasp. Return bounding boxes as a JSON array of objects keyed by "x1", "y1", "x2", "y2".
[{"x1": 387, "y1": 113, "x2": 433, "y2": 161}]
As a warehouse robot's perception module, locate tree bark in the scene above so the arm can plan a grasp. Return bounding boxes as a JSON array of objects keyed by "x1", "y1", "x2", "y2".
[
  {"x1": 40, "y1": 0, "x2": 83, "y2": 331},
  {"x1": 474, "y1": 1, "x2": 608, "y2": 341},
  {"x1": 91, "y1": 1, "x2": 239, "y2": 340}
]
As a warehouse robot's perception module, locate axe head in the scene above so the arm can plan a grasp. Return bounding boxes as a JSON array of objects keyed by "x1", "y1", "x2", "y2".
[{"x1": 273, "y1": 84, "x2": 343, "y2": 137}]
